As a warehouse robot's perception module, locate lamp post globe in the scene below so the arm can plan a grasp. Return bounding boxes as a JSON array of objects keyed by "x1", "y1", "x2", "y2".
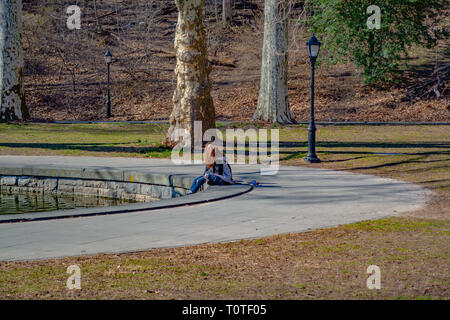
[
  {"x1": 306, "y1": 34, "x2": 321, "y2": 61},
  {"x1": 104, "y1": 50, "x2": 112, "y2": 64},
  {"x1": 305, "y1": 35, "x2": 321, "y2": 164}
]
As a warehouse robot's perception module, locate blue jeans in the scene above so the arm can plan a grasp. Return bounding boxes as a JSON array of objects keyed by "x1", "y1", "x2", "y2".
[{"x1": 189, "y1": 173, "x2": 225, "y2": 194}]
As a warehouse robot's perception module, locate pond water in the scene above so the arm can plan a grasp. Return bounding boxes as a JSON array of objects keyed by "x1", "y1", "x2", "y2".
[{"x1": 0, "y1": 191, "x2": 137, "y2": 215}]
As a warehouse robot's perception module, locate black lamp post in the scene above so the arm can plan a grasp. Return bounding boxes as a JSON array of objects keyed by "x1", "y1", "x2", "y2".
[
  {"x1": 104, "y1": 50, "x2": 112, "y2": 119},
  {"x1": 305, "y1": 35, "x2": 321, "y2": 163}
]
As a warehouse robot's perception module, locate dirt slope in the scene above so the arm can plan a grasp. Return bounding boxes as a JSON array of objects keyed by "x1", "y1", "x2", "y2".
[{"x1": 22, "y1": 0, "x2": 449, "y2": 122}]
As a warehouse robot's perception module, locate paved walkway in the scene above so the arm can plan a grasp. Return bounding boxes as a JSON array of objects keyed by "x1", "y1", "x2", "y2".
[{"x1": 0, "y1": 156, "x2": 429, "y2": 261}]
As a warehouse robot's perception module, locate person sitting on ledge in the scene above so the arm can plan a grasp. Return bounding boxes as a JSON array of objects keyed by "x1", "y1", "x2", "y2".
[{"x1": 188, "y1": 143, "x2": 232, "y2": 194}]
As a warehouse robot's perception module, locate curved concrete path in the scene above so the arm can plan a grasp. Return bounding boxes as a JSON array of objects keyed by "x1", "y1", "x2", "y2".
[{"x1": 0, "y1": 156, "x2": 430, "y2": 261}]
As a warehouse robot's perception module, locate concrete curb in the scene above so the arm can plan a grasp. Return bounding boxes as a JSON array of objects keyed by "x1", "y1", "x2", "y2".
[
  {"x1": 0, "y1": 184, "x2": 253, "y2": 224},
  {"x1": 0, "y1": 165, "x2": 194, "y2": 189},
  {"x1": 0, "y1": 165, "x2": 253, "y2": 223}
]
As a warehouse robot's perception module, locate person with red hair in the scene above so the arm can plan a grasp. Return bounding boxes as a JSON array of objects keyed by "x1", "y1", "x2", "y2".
[{"x1": 188, "y1": 143, "x2": 232, "y2": 194}]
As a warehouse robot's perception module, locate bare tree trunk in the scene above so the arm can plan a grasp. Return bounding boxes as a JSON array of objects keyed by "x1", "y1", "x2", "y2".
[
  {"x1": 222, "y1": 0, "x2": 232, "y2": 23},
  {"x1": 214, "y1": 0, "x2": 219, "y2": 22},
  {"x1": 253, "y1": 0, "x2": 295, "y2": 124},
  {"x1": 167, "y1": 0, "x2": 216, "y2": 146},
  {"x1": 0, "y1": 0, "x2": 28, "y2": 121},
  {"x1": 93, "y1": 0, "x2": 103, "y2": 32}
]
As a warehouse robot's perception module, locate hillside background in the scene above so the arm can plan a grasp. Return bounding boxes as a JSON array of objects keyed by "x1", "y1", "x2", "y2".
[{"x1": 22, "y1": 0, "x2": 449, "y2": 122}]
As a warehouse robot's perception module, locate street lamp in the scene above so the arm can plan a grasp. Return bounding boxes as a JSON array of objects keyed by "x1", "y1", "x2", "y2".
[
  {"x1": 304, "y1": 35, "x2": 321, "y2": 163},
  {"x1": 104, "y1": 50, "x2": 112, "y2": 119}
]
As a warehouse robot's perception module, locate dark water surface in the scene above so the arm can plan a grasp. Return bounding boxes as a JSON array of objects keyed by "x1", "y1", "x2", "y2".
[{"x1": 0, "y1": 191, "x2": 137, "y2": 215}]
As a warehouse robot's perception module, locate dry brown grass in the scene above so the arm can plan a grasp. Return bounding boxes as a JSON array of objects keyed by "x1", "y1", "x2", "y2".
[
  {"x1": 0, "y1": 215, "x2": 448, "y2": 300},
  {"x1": 0, "y1": 124, "x2": 448, "y2": 299}
]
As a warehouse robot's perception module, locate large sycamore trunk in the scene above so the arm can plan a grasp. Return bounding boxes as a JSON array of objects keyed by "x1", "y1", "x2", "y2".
[
  {"x1": 253, "y1": 0, "x2": 295, "y2": 124},
  {"x1": 0, "y1": 0, "x2": 28, "y2": 121},
  {"x1": 167, "y1": 0, "x2": 215, "y2": 146}
]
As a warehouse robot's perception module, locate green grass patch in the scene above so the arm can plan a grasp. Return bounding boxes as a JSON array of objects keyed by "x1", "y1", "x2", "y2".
[{"x1": 344, "y1": 218, "x2": 445, "y2": 233}]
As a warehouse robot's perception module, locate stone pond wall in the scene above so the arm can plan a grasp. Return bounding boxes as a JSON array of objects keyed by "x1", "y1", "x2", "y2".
[{"x1": 0, "y1": 175, "x2": 188, "y2": 202}]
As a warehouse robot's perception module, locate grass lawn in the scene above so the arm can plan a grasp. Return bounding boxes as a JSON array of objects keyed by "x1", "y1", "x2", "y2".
[
  {"x1": 0, "y1": 122, "x2": 172, "y2": 158},
  {"x1": 0, "y1": 122, "x2": 448, "y2": 299}
]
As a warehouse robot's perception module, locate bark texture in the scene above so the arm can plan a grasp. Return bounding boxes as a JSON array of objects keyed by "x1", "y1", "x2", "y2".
[
  {"x1": 0, "y1": 0, "x2": 28, "y2": 121},
  {"x1": 253, "y1": 0, "x2": 295, "y2": 124},
  {"x1": 167, "y1": 0, "x2": 215, "y2": 145}
]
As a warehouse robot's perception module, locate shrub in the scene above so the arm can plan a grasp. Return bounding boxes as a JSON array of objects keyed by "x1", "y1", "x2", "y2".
[{"x1": 308, "y1": 0, "x2": 445, "y2": 84}]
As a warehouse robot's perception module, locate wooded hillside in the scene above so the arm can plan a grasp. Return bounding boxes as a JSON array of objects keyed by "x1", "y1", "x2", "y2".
[{"x1": 22, "y1": 0, "x2": 448, "y2": 122}]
